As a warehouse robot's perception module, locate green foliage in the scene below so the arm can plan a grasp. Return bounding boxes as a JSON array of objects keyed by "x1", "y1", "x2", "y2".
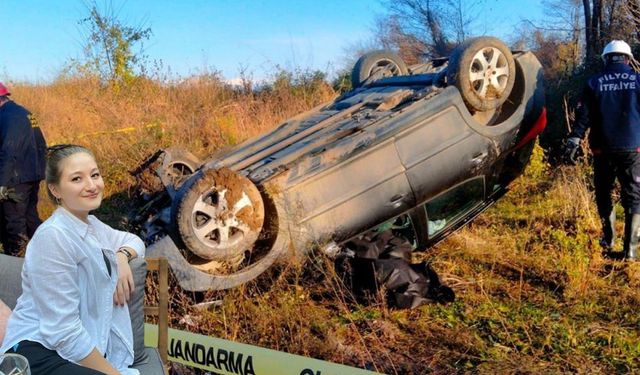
[
  {"x1": 253, "y1": 67, "x2": 333, "y2": 110},
  {"x1": 332, "y1": 69, "x2": 352, "y2": 94},
  {"x1": 523, "y1": 142, "x2": 547, "y2": 180},
  {"x1": 79, "y1": 1, "x2": 152, "y2": 87},
  {"x1": 265, "y1": 68, "x2": 328, "y2": 95}
]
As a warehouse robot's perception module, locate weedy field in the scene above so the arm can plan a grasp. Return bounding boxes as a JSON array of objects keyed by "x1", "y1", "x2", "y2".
[
  {"x1": 18, "y1": 72, "x2": 334, "y2": 218},
  {"x1": 164, "y1": 148, "x2": 640, "y2": 374},
  {"x1": 13, "y1": 75, "x2": 640, "y2": 374}
]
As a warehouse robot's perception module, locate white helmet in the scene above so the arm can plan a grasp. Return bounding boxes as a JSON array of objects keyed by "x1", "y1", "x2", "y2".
[{"x1": 602, "y1": 40, "x2": 633, "y2": 59}]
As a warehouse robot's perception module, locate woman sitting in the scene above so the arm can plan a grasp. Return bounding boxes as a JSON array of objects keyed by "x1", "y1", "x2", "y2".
[{"x1": 0, "y1": 144, "x2": 144, "y2": 375}]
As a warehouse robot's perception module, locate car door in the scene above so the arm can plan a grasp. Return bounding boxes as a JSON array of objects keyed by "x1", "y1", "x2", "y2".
[
  {"x1": 394, "y1": 102, "x2": 495, "y2": 204},
  {"x1": 423, "y1": 176, "x2": 486, "y2": 239},
  {"x1": 283, "y1": 137, "x2": 416, "y2": 243},
  {"x1": 376, "y1": 176, "x2": 486, "y2": 251}
]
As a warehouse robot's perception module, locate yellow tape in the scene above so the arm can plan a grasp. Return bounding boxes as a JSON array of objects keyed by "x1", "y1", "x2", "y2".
[
  {"x1": 49, "y1": 123, "x2": 162, "y2": 144},
  {"x1": 145, "y1": 324, "x2": 385, "y2": 375},
  {"x1": 77, "y1": 123, "x2": 161, "y2": 138}
]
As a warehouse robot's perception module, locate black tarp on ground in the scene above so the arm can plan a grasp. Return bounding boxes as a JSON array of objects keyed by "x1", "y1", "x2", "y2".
[{"x1": 337, "y1": 229, "x2": 454, "y2": 309}]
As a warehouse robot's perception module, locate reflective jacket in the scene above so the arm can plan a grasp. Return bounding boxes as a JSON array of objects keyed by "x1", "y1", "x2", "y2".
[
  {"x1": 571, "y1": 63, "x2": 640, "y2": 152},
  {"x1": 0, "y1": 100, "x2": 46, "y2": 186}
]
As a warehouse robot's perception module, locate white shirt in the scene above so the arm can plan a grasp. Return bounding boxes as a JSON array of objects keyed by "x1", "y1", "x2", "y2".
[{"x1": 0, "y1": 207, "x2": 145, "y2": 374}]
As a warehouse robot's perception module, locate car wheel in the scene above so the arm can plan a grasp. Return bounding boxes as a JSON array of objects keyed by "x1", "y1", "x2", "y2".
[
  {"x1": 159, "y1": 148, "x2": 201, "y2": 189},
  {"x1": 447, "y1": 37, "x2": 515, "y2": 112},
  {"x1": 171, "y1": 168, "x2": 282, "y2": 287},
  {"x1": 351, "y1": 50, "x2": 408, "y2": 88}
]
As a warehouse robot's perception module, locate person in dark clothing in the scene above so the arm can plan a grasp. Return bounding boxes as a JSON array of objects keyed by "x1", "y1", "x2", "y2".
[
  {"x1": 564, "y1": 40, "x2": 640, "y2": 260},
  {"x1": 0, "y1": 82, "x2": 47, "y2": 256}
]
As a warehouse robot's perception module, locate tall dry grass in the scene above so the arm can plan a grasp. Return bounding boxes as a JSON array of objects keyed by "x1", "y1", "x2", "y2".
[
  {"x1": 10, "y1": 75, "x2": 640, "y2": 373},
  {"x1": 10, "y1": 73, "x2": 334, "y2": 219}
]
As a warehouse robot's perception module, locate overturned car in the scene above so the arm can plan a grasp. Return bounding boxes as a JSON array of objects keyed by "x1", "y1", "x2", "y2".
[{"x1": 131, "y1": 36, "x2": 546, "y2": 291}]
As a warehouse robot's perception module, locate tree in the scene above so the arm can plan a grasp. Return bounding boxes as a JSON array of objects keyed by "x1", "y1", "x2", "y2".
[
  {"x1": 79, "y1": 1, "x2": 152, "y2": 85},
  {"x1": 581, "y1": 0, "x2": 640, "y2": 60},
  {"x1": 627, "y1": 0, "x2": 640, "y2": 41},
  {"x1": 379, "y1": 0, "x2": 482, "y2": 59},
  {"x1": 374, "y1": 16, "x2": 428, "y2": 65}
]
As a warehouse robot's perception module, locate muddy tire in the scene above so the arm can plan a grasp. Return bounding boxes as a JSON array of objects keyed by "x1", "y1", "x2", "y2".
[
  {"x1": 170, "y1": 168, "x2": 287, "y2": 289},
  {"x1": 447, "y1": 37, "x2": 515, "y2": 112},
  {"x1": 174, "y1": 168, "x2": 265, "y2": 261},
  {"x1": 351, "y1": 50, "x2": 408, "y2": 88}
]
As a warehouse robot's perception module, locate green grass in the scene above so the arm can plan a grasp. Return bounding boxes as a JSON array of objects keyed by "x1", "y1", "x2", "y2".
[{"x1": 163, "y1": 144, "x2": 640, "y2": 374}]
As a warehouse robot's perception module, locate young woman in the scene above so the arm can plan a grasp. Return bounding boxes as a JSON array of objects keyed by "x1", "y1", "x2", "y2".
[{"x1": 0, "y1": 144, "x2": 144, "y2": 375}]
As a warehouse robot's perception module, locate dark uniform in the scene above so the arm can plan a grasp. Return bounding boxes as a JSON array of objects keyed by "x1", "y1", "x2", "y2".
[
  {"x1": 569, "y1": 61, "x2": 640, "y2": 257},
  {"x1": 0, "y1": 100, "x2": 47, "y2": 255}
]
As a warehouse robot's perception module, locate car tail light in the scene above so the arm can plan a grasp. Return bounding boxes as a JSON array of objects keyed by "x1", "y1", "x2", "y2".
[{"x1": 515, "y1": 107, "x2": 547, "y2": 149}]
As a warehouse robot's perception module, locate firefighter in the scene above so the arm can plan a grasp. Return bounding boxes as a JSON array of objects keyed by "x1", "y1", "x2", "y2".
[
  {"x1": 0, "y1": 82, "x2": 47, "y2": 256},
  {"x1": 564, "y1": 40, "x2": 640, "y2": 260}
]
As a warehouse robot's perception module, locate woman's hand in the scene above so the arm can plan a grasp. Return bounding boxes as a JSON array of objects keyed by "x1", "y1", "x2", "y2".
[{"x1": 114, "y1": 251, "x2": 134, "y2": 306}]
